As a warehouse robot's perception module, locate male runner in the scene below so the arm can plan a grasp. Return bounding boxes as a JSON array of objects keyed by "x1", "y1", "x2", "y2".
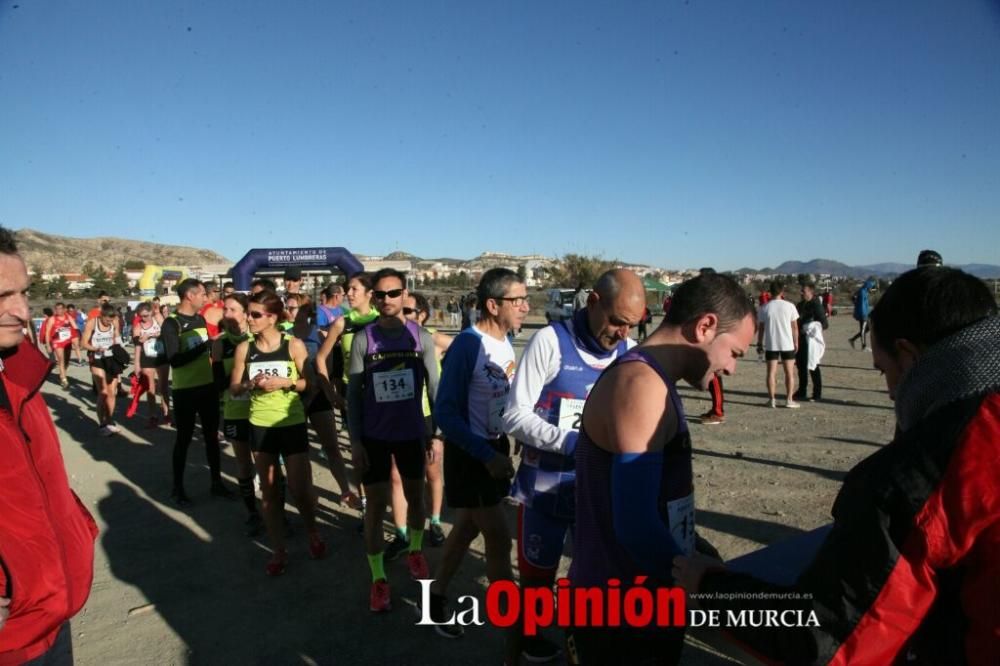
[
  {"x1": 346, "y1": 268, "x2": 439, "y2": 612},
  {"x1": 568, "y1": 272, "x2": 755, "y2": 664},
  {"x1": 161, "y1": 278, "x2": 234, "y2": 505},
  {"x1": 504, "y1": 269, "x2": 644, "y2": 662},
  {"x1": 42, "y1": 302, "x2": 76, "y2": 389},
  {"x1": 757, "y1": 281, "x2": 800, "y2": 408}
]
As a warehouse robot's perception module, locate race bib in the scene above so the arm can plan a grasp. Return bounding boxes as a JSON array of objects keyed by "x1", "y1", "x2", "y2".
[
  {"x1": 487, "y1": 394, "x2": 507, "y2": 435},
  {"x1": 143, "y1": 338, "x2": 164, "y2": 357},
  {"x1": 667, "y1": 493, "x2": 696, "y2": 555},
  {"x1": 557, "y1": 398, "x2": 585, "y2": 431},
  {"x1": 373, "y1": 369, "x2": 415, "y2": 403},
  {"x1": 56, "y1": 327, "x2": 71, "y2": 342},
  {"x1": 249, "y1": 361, "x2": 289, "y2": 380}
]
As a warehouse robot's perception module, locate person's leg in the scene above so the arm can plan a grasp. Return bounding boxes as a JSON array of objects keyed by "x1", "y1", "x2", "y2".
[
  {"x1": 142, "y1": 368, "x2": 159, "y2": 419},
  {"x1": 708, "y1": 375, "x2": 724, "y2": 417},
  {"x1": 861, "y1": 319, "x2": 869, "y2": 349},
  {"x1": 766, "y1": 359, "x2": 778, "y2": 402},
  {"x1": 172, "y1": 388, "x2": 197, "y2": 500},
  {"x1": 517, "y1": 505, "x2": 569, "y2": 661},
  {"x1": 254, "y1": 452, "x2": 286, "y2": 565},
  {"x1": 429, "y1": 510, "x2": 481, "y2": 596},
  {"x1": 156, "y1": 365, "x2": 171, "y2": 420},
  {"x1": 55, "y1": 346, "x2": 68, "y2": 385},
  {"x1": 811, "y1": 365, "x2": 823, "y2": 400},
  {"x1": 466, "y1": 504, "x2": 519, "y2": 665},
  {"x1": 782, "y1": 358, "x2": 797, "y2": 402},
  {"x1": 284, "y1": 450, "x2": 318, "y2": 533},
  {"x1": 794, "y1": 338, "x2": 809, "y2": 400},
  {"x1": 425, "y1": 437, "x2": 445, "y2": 538},
  {"x1": 105, "y1": 376, "x2": 119, "y2": 422},
  {"x1": 309, "y1": 409, "x2": 355, "y2": 501},
  {"x1": 91, "y1": 369, "x2": 109, "y2": 425},
  {"x1": 193, "y1": 385, "x2": 223, "y2": 486},
  {"x1": 388, "y1": 461, "x2": 409, "y2": 544}
]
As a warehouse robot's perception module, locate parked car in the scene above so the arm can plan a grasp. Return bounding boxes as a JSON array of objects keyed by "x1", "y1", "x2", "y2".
[{"x1": 544, "y1": 288, "x2": 578, "y2": 323}]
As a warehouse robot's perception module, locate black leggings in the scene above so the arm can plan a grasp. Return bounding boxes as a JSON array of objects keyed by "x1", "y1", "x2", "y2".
[
  {"x1": 795, "y1": 337, "x2": 823, "y2": 399},
  {"x1": 172, "y1": 383, "x2": 221, "y2": 489}
]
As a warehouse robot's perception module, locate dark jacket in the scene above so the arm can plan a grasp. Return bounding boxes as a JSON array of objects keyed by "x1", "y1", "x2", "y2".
[{"x1": 0, "y1": 341, "x2": 98, "y2": 664}]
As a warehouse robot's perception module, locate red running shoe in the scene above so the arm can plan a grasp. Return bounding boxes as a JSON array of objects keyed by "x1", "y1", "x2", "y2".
[
  {"x1": 370, "y1": 579, "x2": 391, "y2": 612},
  {"x1": 308, "y1": 532, "x2": 327, "y2": 560},
  {"x1": 407, "y1": 552, "x2": 430, "y2": 580},
  {"x1": 265, "y1": 549, "x2": 288, "y2": 577}
]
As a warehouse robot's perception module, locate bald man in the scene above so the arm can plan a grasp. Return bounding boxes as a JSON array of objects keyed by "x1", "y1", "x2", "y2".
[{"x1": 502, "y1": 268, "x2": 646, "y2": 662}]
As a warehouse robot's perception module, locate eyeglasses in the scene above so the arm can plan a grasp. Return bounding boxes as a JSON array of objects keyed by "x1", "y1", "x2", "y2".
[
  {"x1": 402, "y1": 307, "x2": 420, "y2": 316},
  {"x1": 372, "y1": 289, "x2": 404, "y2": 300},
  {"x1": 494, "y1": 296, "x2": 529, "y2": 307},
  {"x1": 287, "y1": 306, "x2": 299, "y2": 311},
  {"x1": 248, "y1": 311, "x2": 272, "y2": 319}
]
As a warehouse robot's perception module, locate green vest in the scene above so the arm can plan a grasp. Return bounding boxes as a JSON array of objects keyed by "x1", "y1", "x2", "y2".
[
  {"x1": 170, "y1": 312, "x2": 213, "y2": 390},
  {"x1": 247, "y1": 335, "x2": 305, "y2": 428},
  {"x1": 341, "y1": 308, "x2": 379, "y2": 383},
  {"x1": 222, "y1": 329, "x2": 253, "y2": 421}
]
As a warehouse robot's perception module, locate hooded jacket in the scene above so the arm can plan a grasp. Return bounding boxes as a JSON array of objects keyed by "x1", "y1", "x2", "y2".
[{"x1": 0, "y1": 341, "x2": 98, "y2": 665}]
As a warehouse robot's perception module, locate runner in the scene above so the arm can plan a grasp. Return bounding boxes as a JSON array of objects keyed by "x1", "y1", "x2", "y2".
[
  {"x1": 504, "y1": 268, "x2": 645, "y2": 663},
  {"x1": 315, "y1": 283, "x2": 345, "y2": 340},
  {"x1": 197, "y1": 281, "x2": 225, "y2": 338},
  {"x1": 848, "y1": 278, "x2": 876, "y2": 351},
  {"x1": 42, "y1": 302, "x2": 76, "y2": 389},
  {"x1": 212, "y1": 292, "x2": 261, "y2": 535},
  {"x1": 81, "y1": 303, "x2": 125, "y2": 435},
  {"x1": 67, "y1": 303, "x2": 86, "y2": 365},
  {"x1": 756, "y1": 281, "x2": 801, "y2": 408},
  {"x1": 567, "y1": 272, "x2": 755, "y2": 665},
  {"x1": 427, "y1": 268, "x2": 527, "y2": 663},
  {"x1": 132, "y1": 302, "x2": 170, "y2": 427},
  {"x1": 229, "y1": 290, "x2": 326, "y2": 575},
  {"x1": 161, "y1": 278, "x2": 234, "y2": 505},
  {"x1": 86, "y1": 291, "x2": 110, "y2": 320},
  {"x1": 346, "y1": 269, "x2": 439, "y2": 611}
]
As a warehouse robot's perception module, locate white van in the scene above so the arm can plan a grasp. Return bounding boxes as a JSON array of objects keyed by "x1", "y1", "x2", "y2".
[{"x1": 544, "y1": 288, "x2": 578, "y2": 323}]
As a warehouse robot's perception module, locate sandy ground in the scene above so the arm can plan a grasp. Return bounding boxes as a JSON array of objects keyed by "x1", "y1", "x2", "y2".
[{"x1": 47, "y1": 314, "x2": 894, "y2": 665}]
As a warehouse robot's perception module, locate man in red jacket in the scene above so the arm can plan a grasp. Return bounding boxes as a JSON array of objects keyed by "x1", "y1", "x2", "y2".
[{"x1": 0, "y1": 225, "x2": 98, "y2": 664}]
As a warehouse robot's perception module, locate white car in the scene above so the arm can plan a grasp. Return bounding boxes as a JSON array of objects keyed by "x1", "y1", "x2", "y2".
[{"x1": 544, "y1": 288, "x2": 579, "y2": 323}]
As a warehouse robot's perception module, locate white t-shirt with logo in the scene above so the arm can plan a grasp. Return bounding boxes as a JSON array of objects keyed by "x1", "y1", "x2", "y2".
[{"x1": 759, "y1": 299, "x2": 799, "y2": 352}]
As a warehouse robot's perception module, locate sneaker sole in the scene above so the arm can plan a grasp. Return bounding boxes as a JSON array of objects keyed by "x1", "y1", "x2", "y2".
[
  {"x1": 412, "y1": 603, "x2": 464, "y2": 638},
  {"x1": 523, "y1": 650, "x2": 563, "y2": 664}
]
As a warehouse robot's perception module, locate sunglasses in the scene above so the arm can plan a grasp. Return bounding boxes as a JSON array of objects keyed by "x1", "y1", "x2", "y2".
[
  {"x1": 248, "y1": 311, "x2": 272, "y2": 319},
  {"x1": 372, "y1": 289, "x2": 404, "y2": 300},
  {"x1": 402, "y1": 307, "x2": 420, "y2": 316}
]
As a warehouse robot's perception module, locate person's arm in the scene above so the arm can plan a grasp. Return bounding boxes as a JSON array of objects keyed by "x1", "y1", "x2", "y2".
[
  {"x1": 211, "y1": 338, "x2": 228, "y2": 392},
  {"x1": 419, "y1": 327, "x2": 441, "y2": 424},
  {"x1": 433, "y1": 332, "x2": 499, "y2": 462},
  {"x1": 815, "y1": 299, "x2": 829, "y2": 330},
  {"x1": 314, "y1": 317, "x2": 344, "y2": 383},
  {"x1": 346, "y1": 329, "x2": 368, "y2": 446},
  {"x1": 432, "y1": 330, "x2": 453, "y2": 358},
  {"x1": 81, "y1": 318, "x2": 98, "y2": 352},
  {"x1": 791, "y1": 316, "x2": 800, "y2": 352},
  {"x1": 161, "y1": 317, "x2": 208, "y2": 368},
  {"x1": 229, "y1": 341, "x2": 251, "y2": 396},
  {"x1": 502, "y1": 327, "x2": 574, "y2": 455}
]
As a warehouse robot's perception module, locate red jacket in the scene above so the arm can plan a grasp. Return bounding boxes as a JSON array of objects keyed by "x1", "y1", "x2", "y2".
[{"x1": 0, "y1": 341, "x2": 98, "y2": 664}]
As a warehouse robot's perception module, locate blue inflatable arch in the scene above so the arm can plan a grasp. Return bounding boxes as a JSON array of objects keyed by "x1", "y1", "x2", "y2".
[{"x1": 231, "y1": 247, "x2": 364, "y2": 291}]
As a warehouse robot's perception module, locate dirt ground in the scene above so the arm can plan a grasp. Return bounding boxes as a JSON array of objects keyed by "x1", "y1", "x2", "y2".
[{"x1": 48, "y1": 314, "x2": 894, "y2": 665}]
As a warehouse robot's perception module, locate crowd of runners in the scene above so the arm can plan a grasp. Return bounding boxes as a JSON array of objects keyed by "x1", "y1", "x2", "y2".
[{"x1": 23, "y1": 251, "x2": 1000, "y2": 665}]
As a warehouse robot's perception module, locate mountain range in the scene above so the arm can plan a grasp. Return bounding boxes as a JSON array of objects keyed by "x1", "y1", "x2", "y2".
[{"x1": 738, "y1": 259, "x2": 1000, "y2": 280}]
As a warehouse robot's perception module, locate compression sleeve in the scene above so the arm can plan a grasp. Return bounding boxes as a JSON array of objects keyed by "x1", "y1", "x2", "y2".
[
  {"x1": 434, "y1": 332, "x2": 496, "y2": 463},
  {"x1": 611, "y1": 452, "x2": 682, "y2": 580},
  {"x1": 346, "y1": 329, "x2": 368, "y2": 441}
]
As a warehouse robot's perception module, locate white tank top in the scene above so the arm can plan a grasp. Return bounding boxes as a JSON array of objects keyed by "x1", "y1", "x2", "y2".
[
  {"x1": 90, "y1": 322, "x2": 118, "y2": 357},
  {"x1": 138, "y1": 320, "x2": 164, "y2": 358}
]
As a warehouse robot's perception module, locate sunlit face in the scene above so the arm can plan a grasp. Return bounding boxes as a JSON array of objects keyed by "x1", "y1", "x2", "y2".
[
  {"x1": 138, "y1": 308, "x2": 152, "y2": 320},
  {"x1": 690, "y1": 314, "x2": 755, "y2": 391},
  {"x1": 247, "y1": 303, "x2": 276, "y2": 334},
  {"x1": 54, "y1": 304, "x2": 65, "y2": 316},
  {"x1": 285, "y1": 298, "x2": 300, "y2": 321},
  {"x1": 402, "y1": 295, "x2": 423, "y2": 323},
  {"x1": 223, "y1": 298, "x2": 246, "y2": 332},
  {"x1": 187, "y1": 285, "x2": 207, "y2": 309},
  {"x1": 0, "y1": 253, "x2": 30, "y2": 350},
  {"x1": 490, "y1": 282, "x2": 529, "y2": 333},
  {"x1": 372, "y1": 277, "x2": 406, "y2": 318},
  {"x1": 589, "y1": 292, "x2": 646, "y2": 350},
  {"x1": 346, "y1": 278, "x2": 371, "y2": 309}
]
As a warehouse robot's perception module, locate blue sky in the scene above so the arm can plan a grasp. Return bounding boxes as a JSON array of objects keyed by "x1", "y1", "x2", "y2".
[{"x1": 1, "y1": 1, "x2": 998, "y2": 270}]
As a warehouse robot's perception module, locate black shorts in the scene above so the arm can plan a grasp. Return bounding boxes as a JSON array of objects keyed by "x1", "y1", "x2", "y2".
[
  {"x1": 89, "y1": 356, "x2": 123, "y2": 380},
  {"x1": 764, "y1": 350, "x2": 796, "y2": 361},
  {"x1": 361, "y1": 436, "x2": 426, "y2": 485},
  {"x1": 444, "y1": 436, "x2": 511, "y2": 509},
  {"x1": 566, "y1": 626, "x2": 684, "y2": 666},
  {"x1": 224, "y1": 418, "x2": 250, "y2": 443},
  {"x1": 250, "y1": 422, "x2": 309, "y2": 457},
  {"x1": 139, "y1": 353, "x2": 168, "y2": 370}
]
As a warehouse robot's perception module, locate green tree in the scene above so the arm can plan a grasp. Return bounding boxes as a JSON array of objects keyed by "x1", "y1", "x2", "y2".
[
  {"x1": 49, "y1": 275, "x2": 70, "y2": 299},
  {"x1": 545, "y1": 254, "x2": 619, "y2": 288},
  {"x1": 124, "y1": 259, "x2": 146, "y2": 270},
  {"x1": 29, "y1": 275, "x2": 50, "y2": 300},
  {"x1": 111, "y1": 266, "x2": 131, "y2": 296}
]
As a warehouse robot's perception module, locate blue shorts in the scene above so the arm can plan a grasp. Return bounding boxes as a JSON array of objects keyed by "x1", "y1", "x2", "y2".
[{"x1": 517, "y1": 504, "x2": 572, "y2": 579}]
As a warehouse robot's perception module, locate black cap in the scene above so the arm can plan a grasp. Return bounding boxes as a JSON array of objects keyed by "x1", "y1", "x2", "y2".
[
  {"x1": 917, "y1": 249, "x2": 943, "y2": 267},
  {"x1": 284, "y1": 267, "x2": 302, "y2": 280}
]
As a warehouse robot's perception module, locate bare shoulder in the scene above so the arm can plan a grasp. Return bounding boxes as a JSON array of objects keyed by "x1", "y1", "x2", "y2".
[{"x1": 584, "y1": 360, "x2": 669, "y2": 454}]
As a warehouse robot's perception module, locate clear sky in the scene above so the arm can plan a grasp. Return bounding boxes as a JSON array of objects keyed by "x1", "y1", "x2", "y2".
[{"x1": 1, "y1": 1, "x2": 998, "y2": 270}]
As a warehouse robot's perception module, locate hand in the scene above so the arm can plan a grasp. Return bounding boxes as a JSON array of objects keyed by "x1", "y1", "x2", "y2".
[
  {"x1": 484, "y1": 453, "x2": 515, "y2": 481},
  {"x1": 672, "y1": 553, "x2": 724, "y2": 596},
  {"x1": 254, "y1": 375, "x2": 287, "y2": 393},
  {"x1": 0, "y1": 596, "x2": 9, "y2": 632}
]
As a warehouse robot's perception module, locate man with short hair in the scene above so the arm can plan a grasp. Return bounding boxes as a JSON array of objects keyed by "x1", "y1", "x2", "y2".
[
  {"x1": 316, "y1": 283, "x2": 345, "y2": 339},
  {"x1": 222, "y1": 281, "x2": 235, "y2": 298},
  {"x1": 427, "y1": 268, "x2": 527, "y2": 663},
  {"x1": 347, "y1": 268, "x2": 440, "y2": 612},
  {"x1": 42, "y1": 301, "x2": 77, "y2": 389},
  {"x1": 87, "y1": 291, "x2": 110, "y2": 320},
  {"x1": 0, "y1": 225, "x2": 98, "y2": 664},
  {"x1": 504, "y1": 268, "x2": 645, "y2": 662},
  {"x1": 674, "y1": 266, "x2": 1000, "y2": 665},
  {"x1": 282, "y1": 267, "x2": 303, "y2": 302},
  {"x1": 794, "y1": 283, "x2": 828, "y2": 402},
  {"x1": 568, "y1": 272, "x2": 756, "y2": 664},
  {"x1": 161, "y1": 278, "x2": 234, "y2": 505},
  {"x1": 757, "y1": 281, "x2": 800, "y2": 408}
]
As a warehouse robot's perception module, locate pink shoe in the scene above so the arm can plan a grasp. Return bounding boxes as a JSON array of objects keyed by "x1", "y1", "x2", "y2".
[
  {"x1": 406, "y1": 552, "x2": 430, "y2": 580},
  {"x1": 370, "y1": 579, "x2": 391, "y2": 612},
  {"x1": 265, "y1": 549, "x2": 288, "y2": 577}
]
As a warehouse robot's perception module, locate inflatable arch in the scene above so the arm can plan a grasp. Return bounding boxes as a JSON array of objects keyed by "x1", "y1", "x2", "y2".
[
  {"x1": 230, "y1": 247, "x2": 364, "y2": 291},
  {"x1": 138, "y1": 265, "x2": 190, "y2": 297}
]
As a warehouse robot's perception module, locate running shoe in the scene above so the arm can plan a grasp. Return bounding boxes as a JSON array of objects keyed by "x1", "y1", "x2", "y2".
[
  {"x1": 171, "y1": 486, "x2": 192, "y2": 507},
  {"x1": 340, "y1": 491, "x2": 363, "y2": 510},
  {"x1": 370, "y1": 579, "x2": 391, "y2": 613},
  {"x1": 428, "y1": 522, "x2": 446, "y2": 547},
  {"x1": 406, "y1": 552, "x2": 430, "y2": 580},
  {"x1": 308, "y1": 532, "x2": 328, "y2": 560},
  {"x1": 767, "y1": 398, "x2": 776, "y2": 409},
  {"x1": 785, "y1": 400, "x2": 801, "y2": 409},
  {"x1": 522, "y1": 634, "x2": 562, "y2": 663},
  {"x1": 210, "y1": 480, "x2": 237, "y2": 500},
  {"x1": 60, "y1": 378, "x2": 69, "y2": 389},
  {"x1": 423, "y1": 593, "x2": 463, "y2": 638},
  {"x1": 384, "y1": 534, "x2": 410, "y2": 561},
  {"x1": 106, "y1": 422, "x2": 121, "y2": 434},
  {"x1": 265, "y1": 549, "x2": 288, "y2": 577},
  {"x1": 848, "y1": 337, "x2": 856, "y2": 350},
  {"x1": 699, "y1": 411, "x2": 725, "y2": 425},
  {"x1": 98, "y1": 425, "x2": 114, "y2": 437}
]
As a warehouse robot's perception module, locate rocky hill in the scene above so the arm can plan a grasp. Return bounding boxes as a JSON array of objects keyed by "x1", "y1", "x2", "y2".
[{"x1": 14, "y1": 228, "x2": 231, "y2": 274}]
